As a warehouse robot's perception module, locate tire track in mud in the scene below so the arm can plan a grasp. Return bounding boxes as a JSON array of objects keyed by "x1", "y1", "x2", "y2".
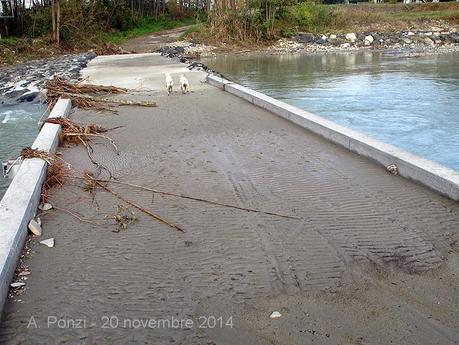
[
  {"x1": 225, "y1": 128, "x2": 453, "y2": 274},
  {"x1": 192, "y1": 108, "x2": 346, "y2": 294}
]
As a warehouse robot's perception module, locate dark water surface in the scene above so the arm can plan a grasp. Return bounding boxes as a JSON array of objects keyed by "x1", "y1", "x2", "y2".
[
  {"x1": 203, "y1": 51, "x2": 459, "y2": 171},
  {"x1": 0, "y1": 102, "x2": 46, "y2": 198}
]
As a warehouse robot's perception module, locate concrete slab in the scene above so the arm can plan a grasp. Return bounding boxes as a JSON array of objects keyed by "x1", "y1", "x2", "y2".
[{"x1": 0, "y1": 98, "x2": 71, "y2": 314}]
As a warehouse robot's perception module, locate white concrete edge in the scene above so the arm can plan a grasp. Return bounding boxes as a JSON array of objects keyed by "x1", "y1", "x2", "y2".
[
  {"x1": 0, "y1": 98, "x2": 72, "y2": 315},
  {"x1": 207, "y1": 74, "x2": 459, "y2": 201}
]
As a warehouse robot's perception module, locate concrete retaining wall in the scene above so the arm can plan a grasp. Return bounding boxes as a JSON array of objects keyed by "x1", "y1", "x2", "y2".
[
  {"x1": 207, "y1": 74, "x2": 459, "y2": 201},
  {"x1": 0, "y1": 98, "x2": 72, "y2": 315}
]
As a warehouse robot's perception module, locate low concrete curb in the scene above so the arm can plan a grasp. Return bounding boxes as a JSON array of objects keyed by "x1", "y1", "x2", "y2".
[
  {"x1": 0, "y1": 98, "x2": 72, "y2": 315},
  {"x1": 207, "y1": 74, "x2": 459, "y2": 201}
]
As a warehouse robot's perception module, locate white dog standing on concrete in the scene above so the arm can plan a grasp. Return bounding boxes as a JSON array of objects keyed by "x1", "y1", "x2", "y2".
[
  {"x1": 180, "y1": 74, "x2": 189, "y2": 94},
  {"x1": 165, "y1": 73, "x2": 173, "y2": 96}
]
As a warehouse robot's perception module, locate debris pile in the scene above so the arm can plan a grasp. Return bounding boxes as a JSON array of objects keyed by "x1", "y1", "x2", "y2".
[
  {"x1": 45, "y1": 77, "x2": 127, "y2": 111},
  {"x1": 20, "y1": 147, "x2": 68, "y2": 202}
]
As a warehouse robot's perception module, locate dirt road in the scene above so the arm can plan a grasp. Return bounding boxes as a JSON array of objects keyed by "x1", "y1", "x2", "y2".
[
  {"x1": 0, "y1": 55, "x2": 458, "y2": 345},
  {"x1": 121, "y1": 26, "x2": 192, "y2": 53}
]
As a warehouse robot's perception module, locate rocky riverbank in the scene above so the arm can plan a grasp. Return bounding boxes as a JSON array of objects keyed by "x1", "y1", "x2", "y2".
[
  {"x1": 1, "y1": 28, "x2": 458, "y2": 105},
  {"x1": 158, "y1": 28, "x2": 459, "y2": 58},
  {"x1": 0, "y1": 52, "x2": 97, "y2": 104},
  {"x1": 268, "y1": 29, "x2": 459, "y2": 55}
]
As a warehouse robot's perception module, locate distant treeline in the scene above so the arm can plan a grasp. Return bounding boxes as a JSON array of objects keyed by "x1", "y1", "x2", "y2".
[{"x1": 0, "y1": 0, "x2": 210, "y2": 41}]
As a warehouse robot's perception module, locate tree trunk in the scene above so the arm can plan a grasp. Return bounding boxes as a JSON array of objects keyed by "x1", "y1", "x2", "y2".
[
  {"x1": 56, "y1": 0, "x2": 60, "y2": 44},
  {"x1": 51, "y1": 0, "x2": 56, "y2": 41}
]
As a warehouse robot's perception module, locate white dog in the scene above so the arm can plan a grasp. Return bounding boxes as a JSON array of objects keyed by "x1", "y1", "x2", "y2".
[
  {"x1": 180, "y1": 74, "x2": 189, "y2": 94},
  {"x1": 165, "y1": 73, "x2": 173, "y2": 96}
]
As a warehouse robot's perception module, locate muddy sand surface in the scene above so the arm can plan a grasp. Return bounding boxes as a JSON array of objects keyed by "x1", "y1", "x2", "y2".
[{"x1": 0, "y1": 55, "x2": 458, "y2": 345}]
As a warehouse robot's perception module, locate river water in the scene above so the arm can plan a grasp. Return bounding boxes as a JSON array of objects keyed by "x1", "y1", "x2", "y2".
[
  {"x1": 203, "y1": 51, "x2": 459, "y2": 172},
  {"x1": 0, "y1": 102, "x2": 46, "y2": 199}
]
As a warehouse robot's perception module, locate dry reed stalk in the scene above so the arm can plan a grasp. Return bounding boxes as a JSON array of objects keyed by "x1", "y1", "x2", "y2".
[
  {"x1": 52, "y1": 205, "x2": 103, "y2": 228},
  {"x1": 45, "y1": 76, "x2": 127, "y2": 111},
  {"x1": 45, "y1": 117, "x2": 119, "y2": 176},
  {"x1": 67, "y1": 175, "x2": 302, "y2": 220},
  {"x1": 61, "y1": 92, "x2": 157, "y2": 108},
  {"x1": 82, "y1": 172, "x2": 184, "y2": 232}
]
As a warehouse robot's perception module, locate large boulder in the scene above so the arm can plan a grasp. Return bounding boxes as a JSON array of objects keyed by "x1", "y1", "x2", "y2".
[
  {"x1": 294, "y1": 32, "x2": 315, "y2": 44},
  {"x1": 345, "y1": 33, "x2": 356, "y2": 42},
  {"x1": 364, "y1": 35, "x2": 374, "y2": 46}
]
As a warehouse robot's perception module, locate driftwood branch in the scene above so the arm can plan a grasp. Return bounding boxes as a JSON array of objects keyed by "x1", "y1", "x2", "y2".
[
  {"x1": 52, "y1": 205, "x2": 104, "y2": 228},
  {"x1": 61, "y1": 92, "x2": 157, "y2": 107},
  {"x1": 67, "y1": 175, "x2": 301, "y2": 220},
  {"x1": 65, "y1": 133, "x2": 120, "y2": 155},
  {"x1": 90, "y1": 178, "x2": 184, "y2": 232}
]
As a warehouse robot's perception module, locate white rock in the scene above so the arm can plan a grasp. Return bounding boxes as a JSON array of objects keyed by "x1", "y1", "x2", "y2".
[
  {"x1": 329, "y1": 34, "x2": 337, "y2": 40},
  {"x1": 364, "y1": 35, "x2": 374, "y2": 45},
  {"x1": 321, "y1": 34, "x2": 327, "y2": 40},
  {"x1": 36, "y1": 217, "x2": 42, "y2": 226},
  {"x1": 402, "y1": 38, "x2": 413, "y2": 44},
  {"x1": 40, "y1": 238, "x2": 55, "y2": 248},
  {"x1": 424, "y1": 37, "x2": 435, "y2": 45},
  {"x1": 10, "y1": 282, "x2": 25, "y2": 288},
  {"x1": 340, "y1": 43, "x2": 351, "y2": 48},
  {"x1": 407, "y1": 31, "x2": 415, "y2": 36},
  {"x1": 345, "y1": 33, "x2": 356, "y2": 42},
  {"x1": 38, "y1": 203, "x2": 53, "y2": 211},
  {"x1": 270, "y1": 311, "x2": 282, "y2": 319},
  {"x1": 28, "y1": 219, "x2": 42, "y2": 236},
  {"x1": 425, "y1": 32, "x2": 433, "y2": 36}
]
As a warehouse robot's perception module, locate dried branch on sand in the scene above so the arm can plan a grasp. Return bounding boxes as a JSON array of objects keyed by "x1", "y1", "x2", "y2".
[
  {"x1": 83, "y1": 172, "x2": 184, "y2": 232},
  {"x1": 61, "y1": 92, "x2": 157, "y2": 108},
  {"x1": 45, "y1": 117, "x2": 118, "y2": 152},
  {"x1": 52, "y1": 205, "x2": 104, "y2": 228},
  {"x1": 45, "y1": 77, "x2": 127, "y2": 111},
  {"x1": 45, "y1": 117, "x2": 119, "y2": 177},
  {"x1": 69, "y1": 174, "x2": 302, "y2": 221}
]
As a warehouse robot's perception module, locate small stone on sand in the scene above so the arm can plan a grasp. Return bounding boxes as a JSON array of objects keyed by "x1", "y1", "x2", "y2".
[
  {"x1": 40, "y1": 238, "x2": 55, "y2": 248},
  {"x1": 270, "y1": 311, "x2": 282, "y2": 319},
  {"x1": 39, "y1": 203, "x2": 53, "y2": 211},
  {"x1": 28, "y1": 219, "x2": 42, "y2": 236},
  {"x1": 10, "y1": 282, "x2": 25, "y2": 288}
]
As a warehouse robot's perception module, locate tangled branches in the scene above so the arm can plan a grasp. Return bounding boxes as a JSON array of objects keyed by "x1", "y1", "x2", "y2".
[
  {"x1": 45, "y1": 117, "x2": 119, "y2": 177},
  {"x1": 45, "y1": 77, "x2": 127, "y2": 111},
  {"x1": 20, "y1": 147, "x2": 69, "y2": 202}
]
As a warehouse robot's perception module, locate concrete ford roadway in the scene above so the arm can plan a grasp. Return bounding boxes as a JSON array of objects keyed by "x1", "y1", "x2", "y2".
[{"x1": 0, "y1": 54, "x2": 458, "y2": 345}]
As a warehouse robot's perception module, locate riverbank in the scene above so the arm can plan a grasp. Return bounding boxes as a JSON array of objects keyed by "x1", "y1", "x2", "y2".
[
  {"x1": 2, "y1": 25, "x2": 458, "y2": 104},
  {"x1": 0, "y1": 52, "x2": 96, "y2": 103},
  {"x1": 156, "y1": 28, "x2": 459, "y2": 58},
  {"x1": 1, "y1": 54, "x2": 458, "y2": 344}
]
